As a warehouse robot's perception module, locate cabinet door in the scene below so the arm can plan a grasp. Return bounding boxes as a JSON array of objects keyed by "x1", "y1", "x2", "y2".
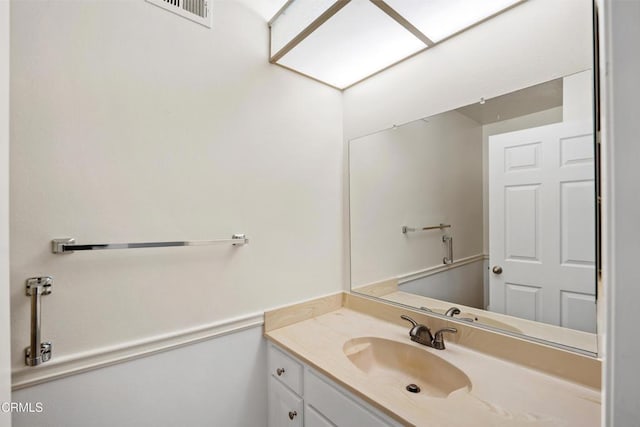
[
  {"x1": 269, "y1": 376, "x2": 303, "y2": 427},
  {"x1": 305, "y1": 404, "x2": 336, "y2": 427},
  {"x1": 305, "y1": 370, "x2": 392, "y2": 427}
]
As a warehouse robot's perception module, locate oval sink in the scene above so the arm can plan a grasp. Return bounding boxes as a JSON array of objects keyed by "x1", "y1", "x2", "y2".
[{"x1": 343, "y1": 337, "x2": 471, "y2": 398}]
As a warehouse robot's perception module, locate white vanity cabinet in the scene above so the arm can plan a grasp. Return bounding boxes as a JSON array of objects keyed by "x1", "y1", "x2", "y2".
[
  {"x1": 267, "y1": 342, "x2": 403, "y2": 427},
  {"x1": 269, "y1": 377, "x2": 304, "y2": 427},
  {"x1": 268, "y1": 343, "x2": 304, "y2": 426}
]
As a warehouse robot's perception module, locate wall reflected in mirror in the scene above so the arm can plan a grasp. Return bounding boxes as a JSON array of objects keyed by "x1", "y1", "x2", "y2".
[{"x1": 349, "y1": 71, "x2": 597, "y2": 354}]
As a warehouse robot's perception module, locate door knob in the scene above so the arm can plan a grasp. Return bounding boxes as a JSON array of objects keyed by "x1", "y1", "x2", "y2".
[{"x1": 492, "y1": 266, "x2": 503, "y2": 274}]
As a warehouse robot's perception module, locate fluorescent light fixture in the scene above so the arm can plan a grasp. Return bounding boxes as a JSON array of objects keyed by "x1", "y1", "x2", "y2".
[
  {"x1": 269, "y1": 0, "x2": 525, "y2": 90},
  {"x1": 278, "y1": 0, "x2": 425, "y2": 89},
  {"x1": 382, "y1": 0, "x2": 522, "y2": 42},
  {"x1": 270, "y1": 0, "x2": 337, "y2": 57}
]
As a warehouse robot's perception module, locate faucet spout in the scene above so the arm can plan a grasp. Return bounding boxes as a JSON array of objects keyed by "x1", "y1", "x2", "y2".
[
  {"x1": 400, "y1": 315, "x2": 434, "y2": 346},
  {"x1": 400, "y1": 314, "x2": 457, "y2": 350},
  {"x1": 444, "y1": 307, "x2": 461, "y2": 317}
]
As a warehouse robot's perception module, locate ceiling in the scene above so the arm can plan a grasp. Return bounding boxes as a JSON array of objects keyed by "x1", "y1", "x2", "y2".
[{"x1": 268, "y1": 0, "x2": 526, "y2": 90}]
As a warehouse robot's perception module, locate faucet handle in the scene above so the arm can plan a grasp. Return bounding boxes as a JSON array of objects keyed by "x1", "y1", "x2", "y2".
[
  {"x1": 400, "y1": 315, "x2": 418, "y2": 327},
  {"x1": 432, "y1": 327, "x2": 457, "y2": 350}
]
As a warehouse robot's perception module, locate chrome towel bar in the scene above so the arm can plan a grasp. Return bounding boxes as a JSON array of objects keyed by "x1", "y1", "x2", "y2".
[
  {"x1": 402, "y1": 224, "x2": 451, "y2": 234},
  {"x1": 51, "y1": 234, "x2": 249, "y2": 254}
]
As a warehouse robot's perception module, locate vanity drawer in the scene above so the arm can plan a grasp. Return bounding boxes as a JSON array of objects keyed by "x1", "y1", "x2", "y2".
[
  {"x1": 269, "y1": 376, "x2": 303, "y2": 427},
  {"x1": 268, "y1": 343, "x2": 303, "y2": 395},
  {"x1": 305, "y1": 369, "x2": 391, "y2": 427}
]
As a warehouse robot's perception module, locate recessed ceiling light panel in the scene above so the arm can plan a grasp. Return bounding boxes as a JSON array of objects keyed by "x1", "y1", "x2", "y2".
[
  {"x1": 277, "y1": 0, "x2": 426, "y2": 89},
  {"x1": 270, "y1": 0, "x2": 337, "y2": 57},
  {"x1": 382, "y1": 0, "x2": 523, "y2": 43},
  {"x1": 269, "y1": 0, "x2": 525, "y2": 89}
]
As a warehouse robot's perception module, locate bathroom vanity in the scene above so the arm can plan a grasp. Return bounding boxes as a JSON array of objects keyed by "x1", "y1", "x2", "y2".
[
  {"x1": 265, "y1": 293, "x2": 600, "y2": 427},
  {"x1": 268, "y1": 343, "x2": 403, "y2": 426}
]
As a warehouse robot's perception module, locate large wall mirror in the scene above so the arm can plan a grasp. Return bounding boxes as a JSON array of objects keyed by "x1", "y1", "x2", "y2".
[{"x1": 349, "y1": 69, "x2": 598, "y2": 355}]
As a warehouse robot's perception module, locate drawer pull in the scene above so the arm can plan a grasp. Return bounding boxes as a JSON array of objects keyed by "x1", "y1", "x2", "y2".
[
  {"x1": 276, "y1": 368, "x2": 285, "y2": 376},
  {"x1": 288, "y1": 411, "x2": 297, "y2": 420}
]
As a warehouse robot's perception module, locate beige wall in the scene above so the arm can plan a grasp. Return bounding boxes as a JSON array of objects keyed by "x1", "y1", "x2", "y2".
[
  {"x1": 1, "y1": 0, "x2": 12, "y2": 423},
  {"x1": 9, "y1": 0, "x2": 343, "y2": 379}
]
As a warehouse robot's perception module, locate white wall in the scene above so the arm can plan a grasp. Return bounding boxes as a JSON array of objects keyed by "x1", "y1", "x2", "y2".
[
  {"x1": 342, "y1": 0, "x2": 593, "y2": 140},
  {"x1": 0, "y1": 0, "x2": 12, "y2": 425},
  {"x1": 12, "y1": 326, "x2": 265, "y2": 427},
  {"x1": 399, "y1": 260, "x2": 484, "y2": 309},
  {"x1": 603, "y1": 0, "x2": 640, "y2": 425},
  {"x1": 349, "y1": 111, "x2": 482, "y2": 287},
  {"x1": 563, "y1": 70, "x2": 594, "y2": 123},
  {"x1": 10, "y1": 0, "x2": 343, "y2": 387}
]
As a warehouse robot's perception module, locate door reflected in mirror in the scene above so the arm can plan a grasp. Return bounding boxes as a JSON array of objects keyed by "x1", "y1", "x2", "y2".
[{"x1": 349, "y1": 72, "x2": 598, "y2": 354}]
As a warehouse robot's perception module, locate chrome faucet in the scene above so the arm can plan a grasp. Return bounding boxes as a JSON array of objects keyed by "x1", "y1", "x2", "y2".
[
  {"x1": 444, "y1": 307, "x2": 476, "y2": 323},
  {"x1": 444, "y1": 307, "x2": 461, "y2": 317},
  {"x1": 400, "y1": 315, "x2": 457, "y2": 350},
  {"x1": 401, "y1": 315, "x2": 434, "y2": 346}
]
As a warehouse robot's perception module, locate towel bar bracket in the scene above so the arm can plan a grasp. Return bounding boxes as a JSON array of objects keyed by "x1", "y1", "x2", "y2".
[
  {"x1": 442, "y1": 235, "x2": 454, "y2": 265},
  {"x1": 52, "y1": 238, "x2": 75, "y2": 254},
  {"x1": 25, "y1": 276, "x2": 53, "y2": 367}
]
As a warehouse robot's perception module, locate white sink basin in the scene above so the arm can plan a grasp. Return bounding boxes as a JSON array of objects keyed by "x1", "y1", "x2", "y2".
[{"x1": 343, "y1": 337, "x2": 471, "y2": 398}]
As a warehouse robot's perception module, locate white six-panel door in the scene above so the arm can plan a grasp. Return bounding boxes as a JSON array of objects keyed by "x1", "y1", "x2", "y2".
[{"x1": 489, "y1": 121, "x2": 596, "y2": 332}]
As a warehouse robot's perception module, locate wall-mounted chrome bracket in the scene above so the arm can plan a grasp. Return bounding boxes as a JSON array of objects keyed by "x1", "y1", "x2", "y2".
[
  {"x1": 442, "y1": 235, "x2": 454, "y2": 265},
  {"x1": 51, "y1": 238, "x2": 75, "y2": 254},
  {"x1": 231, "y1": 234, "x2": 248, "y2": 246},
  {"x1": 24, "y1": 276, "x2": 53, "y2": 366}
]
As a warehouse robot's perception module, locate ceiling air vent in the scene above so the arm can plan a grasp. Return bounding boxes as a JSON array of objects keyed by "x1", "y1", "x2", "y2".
[{"x1": 146, "y1": 0, "x2": 212, "y2": 28}]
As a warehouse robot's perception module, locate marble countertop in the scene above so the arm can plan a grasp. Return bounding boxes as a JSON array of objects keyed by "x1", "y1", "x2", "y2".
[{"x1": 265, "y1": 306, "x2": 600, "y2": 427}]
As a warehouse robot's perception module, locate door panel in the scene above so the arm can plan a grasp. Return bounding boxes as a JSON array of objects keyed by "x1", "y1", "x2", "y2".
[
  {"x1": 505, "y1": 283, "x2": 541, "y2": 321},
  {"x1": 504, "y1": 142, "x2": 541, "y2": 171},
  {"x1": 561, "y1": 291, "x2": 597, "y2": 332},
  {"x1": 504, "y1": 185, "x2": 540, "y2": 261},
  {"x1": 561, "y1": 180, "x2": 595, "y2": 266},
  {"x1": 489, "y1": 121, "x2": 596, "y2": 331}
]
